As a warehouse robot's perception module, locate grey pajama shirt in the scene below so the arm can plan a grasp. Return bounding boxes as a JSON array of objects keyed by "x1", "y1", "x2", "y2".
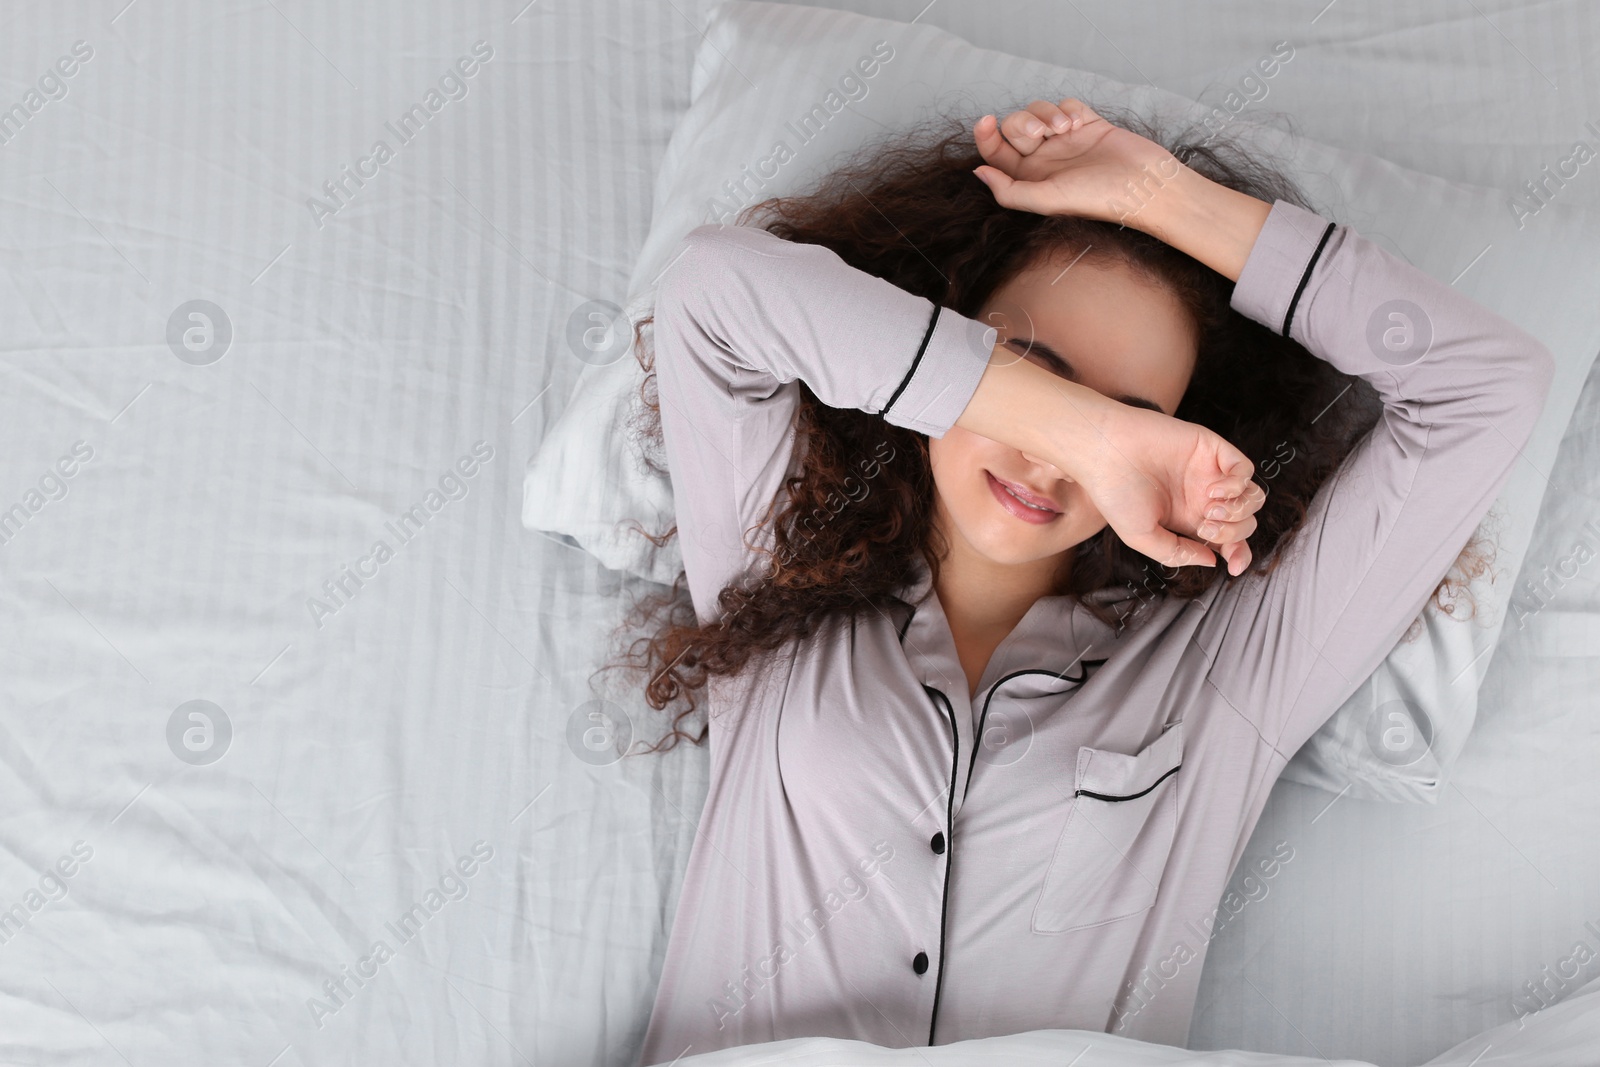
[{"x1": 635, "y1": 200, "x2": 1553, "y2": 1065}]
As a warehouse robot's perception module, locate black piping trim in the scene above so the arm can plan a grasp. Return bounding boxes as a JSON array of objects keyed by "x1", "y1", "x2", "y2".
[
  {"x1": 896, "y1": 602, "x2": 916, "y2": 643},
  {"x1": 1075, "y1": 763, "x2": 1181, "y2": 802},
  {"x1": 921, "y1": 683, "x2": 958, "y2": 1046},
  {"x1": 964, "y1": 661, "x2": 1106, "y2": 805},
  {"x1": 882, "y1": 303, "x2": 941, "y2": 419},
  {"x1": 1281, "y1": 222, "x2": 1336, "y2": 338}
]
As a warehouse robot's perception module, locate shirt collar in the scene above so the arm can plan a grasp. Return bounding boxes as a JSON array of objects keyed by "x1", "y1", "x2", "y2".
[{"x1": 892, "y1": 551, "x2": 1141, "y2": 700}]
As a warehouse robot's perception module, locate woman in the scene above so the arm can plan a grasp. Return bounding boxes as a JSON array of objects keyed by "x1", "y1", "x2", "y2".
[{"x1": 619, "y1": 99, "x2": 1552, "y2": 1063}]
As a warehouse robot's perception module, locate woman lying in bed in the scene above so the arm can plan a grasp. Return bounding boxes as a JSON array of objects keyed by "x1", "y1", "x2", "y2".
[{"x1": 608, "y1": 98, "x2": 1553, "y2": 1064}]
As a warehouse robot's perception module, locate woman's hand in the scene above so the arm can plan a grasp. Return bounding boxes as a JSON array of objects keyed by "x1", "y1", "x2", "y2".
[
  {"x1": 973, "y1": 97, "x2": 1272, "y2": 280},
  {"x1": 1072, "y1": 402, "x2": 1265, "y2": 576},
  {"x1": 972, "y1": 98, "x2": 1181, "y2": 225}
]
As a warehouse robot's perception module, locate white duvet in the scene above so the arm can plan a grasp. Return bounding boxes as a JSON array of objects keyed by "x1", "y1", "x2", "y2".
[{"x1": 661, "y1": 975, "x2": 1600, "y2": 1066}]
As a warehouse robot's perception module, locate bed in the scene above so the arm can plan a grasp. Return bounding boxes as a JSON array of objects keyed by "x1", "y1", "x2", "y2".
[{"x1": 2, "y1": 2, "x2": 1597, "y2": 1066}]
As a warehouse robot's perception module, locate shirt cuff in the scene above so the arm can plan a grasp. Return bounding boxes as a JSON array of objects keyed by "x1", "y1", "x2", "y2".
[
  {"x1": 877, "y1": 302, "x2": 994, "y2": 438},
  {"x1": 1230, "y1": 199, "x2": 1339, "y2": 339}
]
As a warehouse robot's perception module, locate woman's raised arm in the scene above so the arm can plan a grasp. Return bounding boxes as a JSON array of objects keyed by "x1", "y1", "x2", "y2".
[
  {"x1": 973, "y1": 97, "x2": 1274, "y2": 281},
  {"x1": 978, "y1": 98, "x2": 1556, "y2": 756},
  {"x1": 651, "y1": 223, "x2": 997, "y2": 624}
]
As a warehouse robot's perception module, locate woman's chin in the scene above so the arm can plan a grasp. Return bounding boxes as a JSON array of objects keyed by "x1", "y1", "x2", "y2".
[{"x1": 970, "y1": 524, "x2": 1076, "y2": 566}]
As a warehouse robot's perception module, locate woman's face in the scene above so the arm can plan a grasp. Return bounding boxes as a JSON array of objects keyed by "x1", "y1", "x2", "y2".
[{"x1": 928, "y1": 252, "x2": 1200, "y2": 569}]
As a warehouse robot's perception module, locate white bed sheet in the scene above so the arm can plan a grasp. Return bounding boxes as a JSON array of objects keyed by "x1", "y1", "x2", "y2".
[
  {"x1": 0, "y1": 1, "x2": 717, "y2": 1064},
  {"x1": 2, "y1": 3, "x2": 1598, "y2": 1067}
]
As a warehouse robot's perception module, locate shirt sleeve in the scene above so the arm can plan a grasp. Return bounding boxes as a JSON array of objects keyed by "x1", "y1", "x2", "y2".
[
  {"x1": 1195, "y1": 199, "x2": 1556, "y2": 760},
  {"x1": 650, "y1": 223, "x2": 995, "y2": 625}
]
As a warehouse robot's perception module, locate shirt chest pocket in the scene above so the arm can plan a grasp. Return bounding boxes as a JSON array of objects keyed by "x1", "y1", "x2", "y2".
[{"x1": 1031, "y1": 720, "x2": 1184, "y2": 935}]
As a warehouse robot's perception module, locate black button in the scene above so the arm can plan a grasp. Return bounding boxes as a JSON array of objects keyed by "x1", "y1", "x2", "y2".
[
  {"x1": 912, "y1": 951, "x2": 929, "y2": 975},
  {"x1": 929, "y1": 831, "x2": 945, "y2": 854}
]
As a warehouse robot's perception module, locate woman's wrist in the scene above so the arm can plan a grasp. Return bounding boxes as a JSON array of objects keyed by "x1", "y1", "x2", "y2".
[
  {"x1": 952, "y1": 341, "x2": 1117, "y2": 481},
  {"x1": 1119, "y1": 154, "x2": 1273, "y2": 283}
]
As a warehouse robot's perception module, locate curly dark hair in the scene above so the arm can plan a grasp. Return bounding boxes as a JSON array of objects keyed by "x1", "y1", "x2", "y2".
[{"x1": 599, "y1": 101, "x2": 1497, "y2": 754}]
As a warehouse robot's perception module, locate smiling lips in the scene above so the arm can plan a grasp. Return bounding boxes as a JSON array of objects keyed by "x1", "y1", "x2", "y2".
[{"x1": 985, "y1": 470, "x2": 1063, "y2": 525}]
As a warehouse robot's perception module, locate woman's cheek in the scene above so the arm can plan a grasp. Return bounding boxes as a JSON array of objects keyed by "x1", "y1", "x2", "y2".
[
  {"x1": 927, "y1": 430, "x2": 982, "y2": 502},
  {"x1": 1067, "y1": 491, "x2": 1108, "y2": 541}
]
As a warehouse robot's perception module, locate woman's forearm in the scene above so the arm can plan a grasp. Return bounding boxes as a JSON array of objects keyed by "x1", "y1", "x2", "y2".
[
  {"x1": 954, "y1": 334, "x2": 1262, "y2": 572},
  {"x1": 1130, "y1": 158, "x2": 1273, "y2": 283},
  {"x1": 952, "y1": 343, "x2": 1120, "y2": 479}
]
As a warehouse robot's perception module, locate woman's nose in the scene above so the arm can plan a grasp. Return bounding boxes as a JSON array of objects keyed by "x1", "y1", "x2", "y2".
[{"x1": 1018, "y1": 451, "x2": 1073, "y2": 483}]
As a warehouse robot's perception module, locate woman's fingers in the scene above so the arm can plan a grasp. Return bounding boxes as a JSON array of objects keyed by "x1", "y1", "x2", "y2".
[
  {"x1": 1203, "y1": 487, "x2": 1263, "y2": 521},
  {"x1": 1207, "y1": 476, "x2": 1264, "y2": 513},
  {"x1": 1204, "y1": 460, "x2": 1259, "y2": 531},
  {"x1": 1135, "y1": 524, "x2": 1218, "y2": 571},
  {"x1": 1197, "y1": 493, "x2": 1258, "y2": 577},
  {"x1": 1196, "y1": 511, "x2": 1257, "y2": 547},
  {"x1": 974, "y1": 98, "x2": 1097, "y2": 201},
  {"x1": 1055, "y1": 97, "x2": 1104, "y2": 130},
  {"x1": 1218, "y1": 540, "x2": 1253, "y2": 576},
  {"x1": 1169, "y1": 536, "x2": 1219, "y2": 569},
  {"x1": 971, "y1": 166, "x2": 1059, "y2": 215},
  {"x1": 1207, "y1": 448, "x2": 1256, "y2": 497},
  {"x1": 1026, "y1": 99, "x2": 1073, "y2": 134},
  {"x1": 999, "y1": 106, "x2": 1054, "y2": 152},
  {"x1": 974, "y1": 113, "x2": 1026, "y2": 174}
]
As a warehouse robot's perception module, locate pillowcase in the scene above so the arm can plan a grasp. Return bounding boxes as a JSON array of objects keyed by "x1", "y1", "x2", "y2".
[{"x1": 523, "y1": 0, "x2": 1600, "y2": 801}]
